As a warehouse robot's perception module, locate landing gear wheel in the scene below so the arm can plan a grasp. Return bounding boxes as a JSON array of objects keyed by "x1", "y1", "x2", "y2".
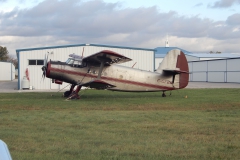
[
  {"x1": 67, "y1": 92, "x2": 80, "y2": 100},
  {"x1": 63, "y1": 91, "x2": 71, "y2": 97},
  {"x1": 162, "y1": 92, "x2": 166, "y2": 97}
]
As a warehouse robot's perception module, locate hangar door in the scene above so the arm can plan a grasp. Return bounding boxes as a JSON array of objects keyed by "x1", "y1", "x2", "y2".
[{"x1": 188, "y1": 58, "x2": 240, "y2": 83}]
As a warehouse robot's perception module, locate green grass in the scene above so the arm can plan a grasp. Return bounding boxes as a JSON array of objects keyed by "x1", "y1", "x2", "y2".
[{"x1": 0, "y1": 89, "x2": 240, "y2": 160}]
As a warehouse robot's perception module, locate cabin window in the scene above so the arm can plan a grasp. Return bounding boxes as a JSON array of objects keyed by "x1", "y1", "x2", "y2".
[
  {"x1": 72, "y1": 60, "x2": 87, "y2": 68},
  {"x1": 66, "y1": 58, "x2": 87, "y2": 68},
  {"x1": 29, "y1": 60, "x2": 44, "y2": 65},
  {"x1": 66, "y1": 58, "x2": 74, "y2": 65},
  {"x1": 37, "y1": 60, "x2": 44, "y2": 65}
]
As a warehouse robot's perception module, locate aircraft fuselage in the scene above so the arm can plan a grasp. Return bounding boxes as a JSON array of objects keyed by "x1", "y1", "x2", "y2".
[{"x1": 46, "y1": 61, "x2": 179, "y2": 92}]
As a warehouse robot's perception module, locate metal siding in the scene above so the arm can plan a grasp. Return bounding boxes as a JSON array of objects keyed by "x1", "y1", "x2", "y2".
[
  {"x1": 188, "y1": 62, "x2": 193, "y2": 72},
  {"x1": 189, "y1": 58, "x2": 240, "y2": 83},
  {"x1": 155, "y1": 58, "x2": 163, "y2": 70},
  {"x1": 19, "y1": 50, "x2": 51, "y2": 90},
  {"x1": 227, "y1": 72, "x2": 240, "y2": 83},
  {"x1": 192, "y1": 61, "x2": 207, "y2": 71},
  {"x1": 208, "y1": 72, "x2": 225, "y2": 82},
  {"x1": 0, "y1": 62, "x2": 12, "y2": 81},
  {"x1": 192, "y1": 72, "x2": 207, "y2": 81},
  {"x1": 18, "y1": 45, "x2": 154, "y2": 90},
  {"x1": 227, "y1": 59, "x2": 240, "y2": 71},
  {"x1": 208, "y1": 60, "x2": 226, "y2": 71}
]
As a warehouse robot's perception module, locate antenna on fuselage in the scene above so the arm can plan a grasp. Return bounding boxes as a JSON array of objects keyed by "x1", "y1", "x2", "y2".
[
  {"x1": 81, "y1": 47, "x2": 84, "y2": 59},
  {"x1": 165, "y1": 34, "x2": 169, "y2": 48},
  {"x1": 132, "y1": 62, "x2": 137, "y2": 68}
]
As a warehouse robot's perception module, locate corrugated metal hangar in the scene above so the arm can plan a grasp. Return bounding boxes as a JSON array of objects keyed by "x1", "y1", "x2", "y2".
[
  {"x1": 189, "y1": 58, "x2": 240, "y2": 83},
  {"x1": 0, "y1": 62, "x2": 15, "y2": 81},
  {"x1": 16, "y1": 44, "x2": 155, "y2": 90}
]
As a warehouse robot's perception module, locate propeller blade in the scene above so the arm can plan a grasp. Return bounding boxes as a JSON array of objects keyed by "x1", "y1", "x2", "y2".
[
  {"x1": 41, "y1": 52, "x2": 49, "y2": 82},
  {"x1": 81, "y1": 47, "x2": 84, "y2": 59},
  {"x1": 41, "y1": 66, "x2": 46, "y2": 79}
]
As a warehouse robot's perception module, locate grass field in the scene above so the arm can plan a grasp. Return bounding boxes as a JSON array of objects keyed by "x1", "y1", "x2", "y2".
[{"x1": 0, "y1": 89, "x2": 240, "y2": 160}]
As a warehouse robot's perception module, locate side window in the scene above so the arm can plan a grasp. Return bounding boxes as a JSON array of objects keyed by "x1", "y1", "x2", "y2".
[
  {"x1": 29, "y1": 60, "x2": 36, "y2": 65},
  {"x1": 37, "y1": 60, "x2": 44, "y2": 65},
  {"x1": 29, "y1": 60, "x2": 44, "y2": 66}
]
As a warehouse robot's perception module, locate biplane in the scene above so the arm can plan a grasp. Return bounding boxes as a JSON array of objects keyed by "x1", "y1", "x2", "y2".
[{"x1": 42, "y1": 49, "x2": 189, "y2": 99}]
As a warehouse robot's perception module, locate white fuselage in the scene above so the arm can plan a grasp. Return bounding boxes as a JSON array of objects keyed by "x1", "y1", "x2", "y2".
[{"x1": 47, "y1": 62, "x2": 179, "y2": 92}]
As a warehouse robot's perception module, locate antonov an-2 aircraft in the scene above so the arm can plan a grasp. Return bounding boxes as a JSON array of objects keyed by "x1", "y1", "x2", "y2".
[{"x1": 41, "y1": 49, "x2": 189, "y2": 99}]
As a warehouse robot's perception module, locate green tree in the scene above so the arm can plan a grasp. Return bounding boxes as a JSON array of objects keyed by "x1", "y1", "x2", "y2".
[
  {"x1": 0, "y1": 46, "x2": 18, "y2": 68},
  {"x1": 0, "y1": 46, "x2": 9, "y2": 61}
]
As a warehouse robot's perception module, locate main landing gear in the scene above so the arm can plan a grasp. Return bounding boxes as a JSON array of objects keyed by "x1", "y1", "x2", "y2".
[
  {"x1": 162, "y1": 91, "x2": 166, "y2": 97},
  {"x1": 63, "y1": 84, "x2": 82, "y2": 100},
  {"x1": 162, "y1": 91, "x2": 172, "y2": 97}
]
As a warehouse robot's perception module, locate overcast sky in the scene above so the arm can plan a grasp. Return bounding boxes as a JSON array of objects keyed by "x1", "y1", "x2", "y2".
[{"x1": 0, "y1": 0, "x2": 240, "y2": 56}]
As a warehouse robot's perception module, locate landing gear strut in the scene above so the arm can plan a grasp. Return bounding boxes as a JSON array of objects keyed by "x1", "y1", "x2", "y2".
[
  {"x1": 162, "y1": 91, "x2": 166, "y2": 97},
  {"x1": 63, "y1": 84, "x2": 82, "y2": 100},
  {"x1": 63, "y1": 84, "x2": 75, "y2": 97}
]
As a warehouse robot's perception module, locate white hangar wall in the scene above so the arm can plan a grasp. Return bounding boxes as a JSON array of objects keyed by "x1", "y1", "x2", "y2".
[
  {"x1": 155, "y1": 58, "x2": 163, "y2": 70},
  {"x1": 188, "y1": 58, "x2": 240, "y2": 83},
  {"x1": 0, "y1": 62, "x2": 15, "y2": 81},
  {"x1": 16, "y1": 44, "x2": 155, "y2": 90}
]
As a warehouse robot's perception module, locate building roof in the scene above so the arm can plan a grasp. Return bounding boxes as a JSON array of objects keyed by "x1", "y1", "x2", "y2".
[
  {"x1": 186, "y1": 53, "x2": 240, "y2": 58},
  {"x1": 0, "y1": 61, "x2": 14, "y2": 64},
  {"x1": 154, "y1": 47, "x2": 191, "y2": 55},
  {"x1": 16, "y1": 43, "x2": 155, "y2": 53}
]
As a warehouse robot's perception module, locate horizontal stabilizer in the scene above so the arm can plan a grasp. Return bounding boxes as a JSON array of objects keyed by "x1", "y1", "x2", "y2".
[
  {"x1": 163, "y1": 69, "x2": 189, "y2": 74},
  {"x1": 81, "y1": 80, "x2": 116, "y2": 89}
]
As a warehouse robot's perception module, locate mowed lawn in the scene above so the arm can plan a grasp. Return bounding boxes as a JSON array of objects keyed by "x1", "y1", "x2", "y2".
[{"x1": 0, "y1": 89, "x2": 240, "y2": 160}]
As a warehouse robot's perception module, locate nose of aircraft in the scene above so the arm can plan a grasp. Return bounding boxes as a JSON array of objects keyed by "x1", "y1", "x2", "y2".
[{"x1": 42, "y1": 54, "x2": 49, "y2": 79}]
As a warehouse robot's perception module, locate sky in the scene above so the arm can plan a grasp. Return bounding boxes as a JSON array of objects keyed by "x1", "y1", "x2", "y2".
[{"x1": 0, "y1": 0, "x2": 240, "y2": 56}]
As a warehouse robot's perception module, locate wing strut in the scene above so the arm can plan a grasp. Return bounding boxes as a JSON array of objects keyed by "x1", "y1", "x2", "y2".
[{"x1": 97, "y1": 61, "x2": 104, "y2": 79}]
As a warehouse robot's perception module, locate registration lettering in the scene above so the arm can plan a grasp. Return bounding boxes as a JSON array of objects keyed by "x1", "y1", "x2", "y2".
[{"x1": 157, "y1": 79, "x2": 173, "y2": 84}]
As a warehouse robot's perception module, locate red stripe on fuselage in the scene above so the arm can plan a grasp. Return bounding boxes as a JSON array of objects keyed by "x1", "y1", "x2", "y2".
[{"x1": 50, "y1": 66, "x2": 174, "y2": 91}]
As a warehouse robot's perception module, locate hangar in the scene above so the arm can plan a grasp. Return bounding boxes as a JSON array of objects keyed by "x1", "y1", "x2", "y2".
[
  {"x1": 0, "y1": 61, "x2": 15, "y2": 81},
  {"x1": 189, "y1": 58, "x2": 240, "y2": 83},
  {"x1": 16, "y1": 44, "x2": 155, "y2": 90}
]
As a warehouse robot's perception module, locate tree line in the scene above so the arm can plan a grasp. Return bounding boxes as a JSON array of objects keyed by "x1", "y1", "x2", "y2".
[{"x1": 0, "y1": 46, "x2": 18, "y2": 68}]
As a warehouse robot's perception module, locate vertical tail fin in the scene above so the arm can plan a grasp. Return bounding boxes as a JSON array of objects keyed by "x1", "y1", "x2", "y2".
[{"x1": 156, "y1": 49, "x2": 189, "y2": 89}]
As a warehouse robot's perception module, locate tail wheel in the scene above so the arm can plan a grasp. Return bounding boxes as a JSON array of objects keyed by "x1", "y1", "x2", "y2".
[
  {"x1": 63, "y1": 91, "x2": 71, "y2": 97},
  {"x1": 162, "y1": 91, "x2": 166, "y2": 97}
]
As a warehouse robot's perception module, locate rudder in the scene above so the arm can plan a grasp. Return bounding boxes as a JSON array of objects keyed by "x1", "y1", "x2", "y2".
[{"x1": 156, "y1": 49, "x2": 189, "y2": 89}]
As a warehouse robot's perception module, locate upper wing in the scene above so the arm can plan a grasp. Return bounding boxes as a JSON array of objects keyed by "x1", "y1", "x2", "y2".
[{"x1": 82, "y1": 50, "x2": 132, "y2": 66}]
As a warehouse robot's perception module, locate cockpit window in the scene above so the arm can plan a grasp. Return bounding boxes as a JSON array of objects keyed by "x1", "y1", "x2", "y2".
[
  {"x1": 66, "y1": 58, "x2": 87, "y2": 68},
  {"x1": 66, "y1": 58, "x2": 74, "y2": 64}
]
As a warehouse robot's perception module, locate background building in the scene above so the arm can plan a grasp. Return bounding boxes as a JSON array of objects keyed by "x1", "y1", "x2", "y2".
[
  {"x1": 188, "y1": 58, "x2": 240, "y2": 83},
  {"x1": 0, "y1": 61, "x2": 15, "y2": 81}
]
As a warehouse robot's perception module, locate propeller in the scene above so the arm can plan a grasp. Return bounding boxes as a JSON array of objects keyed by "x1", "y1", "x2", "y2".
[{"x1": 41, "y1": 53, "x2": 49, "y2": 80}]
